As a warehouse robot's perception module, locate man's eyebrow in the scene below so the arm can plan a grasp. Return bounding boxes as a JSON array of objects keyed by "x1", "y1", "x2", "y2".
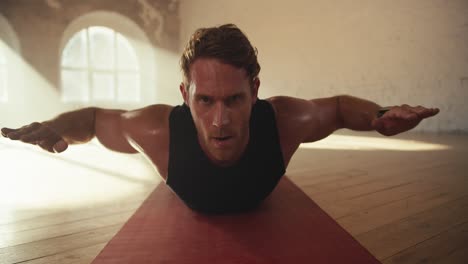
[
  {"x1": 194, "y1": 94, "x2": 213, "y2": 99},
  {"x1": 193, "y1": 92, "x2": 245, "y2": 99},
  {"x1": 224, "y1": 92, "x2": 245, "y2": 99},
  {"x1": 229, "y1": 92, "x2": 244, "y2": 97}
]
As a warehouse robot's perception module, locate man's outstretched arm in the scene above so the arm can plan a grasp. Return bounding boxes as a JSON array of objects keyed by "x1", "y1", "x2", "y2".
[
  {"x1": 1, "y1": 107, "x2": 138, "y2": 153},
  {"x1": 270, "y1": 95, "x2": 439, "y2": 145},
  {"x1": 335, "y1": 95, "x2": 439, "y2": 136}
]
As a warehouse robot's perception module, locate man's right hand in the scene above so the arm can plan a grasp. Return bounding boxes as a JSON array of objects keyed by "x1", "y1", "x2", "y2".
[{"x1": 1, "y1": 122, "x2": 68, "y2": 153}]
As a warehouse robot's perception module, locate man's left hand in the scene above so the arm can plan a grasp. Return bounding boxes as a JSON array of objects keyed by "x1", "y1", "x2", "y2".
[{"x1": 371, "y1": 104, "x2": 440, "y2": 136}]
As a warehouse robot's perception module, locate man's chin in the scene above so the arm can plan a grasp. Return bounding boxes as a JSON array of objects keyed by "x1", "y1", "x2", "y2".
[{"x1": 209, "y1": 151, "x2": 239, "y2": 167}]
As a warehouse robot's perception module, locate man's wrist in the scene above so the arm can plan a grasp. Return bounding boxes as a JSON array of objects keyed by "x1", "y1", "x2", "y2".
[{"x1": 376, "y1": 107, "x2": 392, "y2": 118}]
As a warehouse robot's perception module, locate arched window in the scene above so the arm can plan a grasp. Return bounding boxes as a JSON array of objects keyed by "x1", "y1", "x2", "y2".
[
  {"x1": 0, "y1": 48, "x2": 6, "y2": 102},
  {"x1": 61, "y1": 26, "x2": 140, "y2": 103}
]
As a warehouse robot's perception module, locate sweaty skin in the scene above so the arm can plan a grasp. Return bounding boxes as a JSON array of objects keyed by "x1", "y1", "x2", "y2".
[{"x1": 1, "y1": 58, "x2": 440, "y2": 181}]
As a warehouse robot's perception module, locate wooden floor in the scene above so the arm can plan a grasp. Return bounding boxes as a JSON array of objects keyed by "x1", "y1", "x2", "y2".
[{"x1": 0, "y1": 131, "x2": 467, "y2": 263}]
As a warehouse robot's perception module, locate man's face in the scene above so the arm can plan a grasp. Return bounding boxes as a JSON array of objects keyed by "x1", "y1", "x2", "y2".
[{"x1": 180, "y1": 58, "x2": 259, "y2": 167}]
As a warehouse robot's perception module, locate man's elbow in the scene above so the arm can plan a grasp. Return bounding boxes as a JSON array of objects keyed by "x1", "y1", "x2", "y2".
[{"x1": 334, "y1": 95, "x2": 346, "y2": 130}]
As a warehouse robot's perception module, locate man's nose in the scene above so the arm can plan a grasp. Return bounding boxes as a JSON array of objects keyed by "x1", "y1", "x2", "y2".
[{"x1": 212, "y1": 103, "x2": 230, "y2": 128}]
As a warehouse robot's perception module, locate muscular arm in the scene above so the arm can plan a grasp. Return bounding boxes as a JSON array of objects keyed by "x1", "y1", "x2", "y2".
[
  {"x1": 1, "y1": 107, "x2": 150, "y2": 154},
  {"x1": 269, "y1": 96, "x2": 344, "y2": 146},
  {"x1": 41, "y1": 107, "x2": 98, "y2": 145},
  {"x1": 271, "y1": 95, "x2": 439, "y2": 147},
  {"x1": 43, "y1": 107, "x2": 139, "y2": 153},
  {"x1": 334, "y1": 95, "x2": 381, "y2": 131},
  {"x1": 2, "y1": 104, "x2": 171, "y2": 177}
]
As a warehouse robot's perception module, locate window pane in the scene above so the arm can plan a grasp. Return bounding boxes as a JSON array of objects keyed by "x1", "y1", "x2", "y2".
[
  {"x1": 89, "y1": 27, "x2": 114, "y2": 70},
  {"x1": 60, "y1": 27, "x2": 142, "y2": 104},
  {"x1": 61, "y1": 70, "x2": 88, "y2": 101},
  {"x1": 116, "y1": 33, "x2": 138, "y2": 71},
  {"x1": 92, "y1": 72, "x2": 114, "y2": 100},
  {"x1": 0, "y1": 67, "x2": 6, "y2": 101},
  {"x1": 61, "y1": 30, "x2": 87, "y2": 68},
  {"x1": 117, "y1": 73, "x2": 140, "y2": 102}
]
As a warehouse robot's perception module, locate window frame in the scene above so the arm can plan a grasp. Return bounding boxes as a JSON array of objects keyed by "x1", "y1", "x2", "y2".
[{"x1": 60, "y1": 26, "x2": 141, "y2": 103}]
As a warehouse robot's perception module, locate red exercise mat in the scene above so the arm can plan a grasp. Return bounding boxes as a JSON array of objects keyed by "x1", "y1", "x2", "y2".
[{"x1": 92, "y1": 176, "x2": 381, "y2": 264}]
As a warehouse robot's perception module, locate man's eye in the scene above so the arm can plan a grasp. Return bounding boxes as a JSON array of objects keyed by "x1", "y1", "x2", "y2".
[
  {"x1": 200, "y1": 97, "x2": 212, "y2": 104},
  {"x1": 227, "y1": 95, "x2": 242, "y2": 105}
]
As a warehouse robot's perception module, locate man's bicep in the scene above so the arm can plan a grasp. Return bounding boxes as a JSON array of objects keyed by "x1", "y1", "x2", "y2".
[
  {"x1": 303, "y1": 96, "x2": 342, "y2": 142},
  {"x1": 120, "y1": 104, "x2": 172, "y2": 154},
  {"x1": 94, "y1": 108, "x2": 139, "y2": 153},
  {"x1": 270, "y1": 96, "x2": 341, "y2": 144}
]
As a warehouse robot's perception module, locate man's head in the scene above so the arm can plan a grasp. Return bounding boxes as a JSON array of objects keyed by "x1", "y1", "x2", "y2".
[
  {"x1": 179, "y1": 24, "x2": 261, "y2": 166},
  {"x1": 180, "y1": 24, "x2": 260, "y2": 88}
]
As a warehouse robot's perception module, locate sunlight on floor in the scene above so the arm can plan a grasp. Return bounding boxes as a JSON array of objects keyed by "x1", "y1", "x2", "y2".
[
  {"x1": 300, "y1": 134, "x2": 451, "y2": 151},
  {"x1": 0, "y1": 138, "x2": 160, "y2": 212}
]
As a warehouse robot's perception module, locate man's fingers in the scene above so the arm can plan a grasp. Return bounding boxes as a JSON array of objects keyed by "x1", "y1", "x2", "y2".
[
  {"x1": 3, "y1": 123, "x2": 67, "y2": 153},
  {"x1": 385, "y1": 109, "x2": 418, "y2": 120},
  {"x1": 21, "y1": 122, "x2": 41, "y2": 133},
  {"x1": 371, "y1": 118, "x2": 382, "y2": 130},
  {"x1": 373, "y1": 117, "x2": 398, "y2": 136},
  {"x1": 386, "y1": 105, "x2": 439, "y2": 121},
  {"x1": 53, "y1": 140, "x2": 68, "y2": 153},
  {"x1": 2, "y1": 123, "x2": 41, "y2": 139},
  {"x1": 38, "y1": 140, "x2": 64, "y2": 153},
  {"x1": 19, "y1": 129, "x2": 44, "y2": 143},
  {"x1": 38, "y1": 133, "x2": 65, "y2": 153},
  {"x1": 418, "y1": 108, "x2": 440, "y2": 119},
  {"x1": 38, "y1": 138, "x2": 56, "y2": 153},
  {"x1": 2, "y1": 127, "x2": 21, "y2": 139},
  {"x1": 22, "y1": 125, "x2": 56, "y2": 142},
  {"x1": 1, "y1": 127, "x2": 15, "y2": 137}
]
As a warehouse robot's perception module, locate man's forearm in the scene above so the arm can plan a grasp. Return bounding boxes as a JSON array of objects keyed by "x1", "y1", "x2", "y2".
[
  {"x1": 337, "y1": 95, "x2": 381, "y2": 131},
  {"x1": 42, "y1": 107, "x2": 97, "y2": 144}
]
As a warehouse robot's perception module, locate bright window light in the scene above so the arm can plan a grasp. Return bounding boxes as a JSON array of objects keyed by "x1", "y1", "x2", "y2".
[{"x1": 60, "y1": 26, "x2": 140, "y2": 103}]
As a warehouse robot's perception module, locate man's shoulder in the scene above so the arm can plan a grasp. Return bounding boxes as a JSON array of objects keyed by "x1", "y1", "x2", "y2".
[
  {"x1": 265, "y1": 96, "x2": 316, "y2": 121},
  {"x1": 122, "y1": 104, "x2": 173, "y2": 124},
  {"x1": 120, "y1": 104, "x2": 174, "y2": 137}
]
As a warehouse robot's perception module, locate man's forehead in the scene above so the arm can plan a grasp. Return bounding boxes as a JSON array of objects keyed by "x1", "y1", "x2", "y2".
[
  {"x1": 188, "y1": 59, "x2": 251, "y2": 96},
  {"x1": 189, "y1": 82, "x2": 247, "y2": 99},
  {"x1": 189, "y1": 58, "x2": 248, "y2": 82}
]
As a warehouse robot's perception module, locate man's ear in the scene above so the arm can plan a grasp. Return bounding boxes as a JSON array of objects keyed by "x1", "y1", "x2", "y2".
[
  {"x1": 251, "y1": 78, "x2": 260, "y2": 104},
  {"x1": 179, "y1": 82, "x2": 189, "y2": 105}
]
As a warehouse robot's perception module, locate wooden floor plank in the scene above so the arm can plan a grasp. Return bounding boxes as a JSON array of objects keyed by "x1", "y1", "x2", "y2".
[
  {"x1": 435, "y1": 241, "x2": 468, "y2": 264},
  {"x1": 319, "y1": 163, "x2": 465, "y2": 218},
  {"x1": 305, "y1": 161, "x2": 460, "y2": 205},
  {"x1": 356, "y1": 195, "x2": 468, "y2": 260},
  {"x1": 0, "y1": 225, "x2": 122, "y2": 264},
  {"x1": 337, "y1": 179, "x2": 468, "y2": 236},
  {"x1": 0, "y1": 211, "x2": 134, "y2": 248},
  {"x1": 382, "y1": 220, "x2": 468, "y2": 264},
  {"x1": 0, "y1": 193, "x2": 148, "y2": 234},
  {"x1": 19, "y1": 243, "x2": 106, "y2": 264},
  {"x1": 288, "y1": 152, "x2": 422, "y2": 189}
]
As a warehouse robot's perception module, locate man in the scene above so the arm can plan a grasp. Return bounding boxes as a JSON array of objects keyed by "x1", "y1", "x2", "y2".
[{"x1": 1, "y1": 24, "x2": 439, "y2": 213}]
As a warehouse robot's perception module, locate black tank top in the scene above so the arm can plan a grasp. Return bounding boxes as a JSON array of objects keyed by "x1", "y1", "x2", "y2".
[{"x1": 167, "y1": 99, "x2": 285, "y2": 214}]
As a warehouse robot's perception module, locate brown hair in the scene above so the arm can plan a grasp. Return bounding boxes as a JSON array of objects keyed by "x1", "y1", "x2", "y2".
[{"x1": 180, "y1": 24, "x2": 260, "y2": 88}]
